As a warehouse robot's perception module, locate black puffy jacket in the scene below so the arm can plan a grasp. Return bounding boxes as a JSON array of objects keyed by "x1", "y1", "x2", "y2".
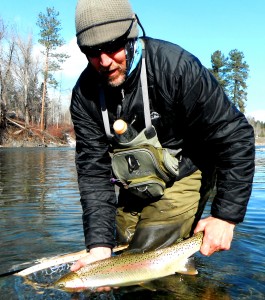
[{"x1": 70, "y1": 37, "x2": 255, "y2": 250}]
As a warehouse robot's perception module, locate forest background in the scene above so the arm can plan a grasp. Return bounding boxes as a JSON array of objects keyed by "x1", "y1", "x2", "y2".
[{"x1": 0, "y1": 1, "x2": 264, "y2": 147}]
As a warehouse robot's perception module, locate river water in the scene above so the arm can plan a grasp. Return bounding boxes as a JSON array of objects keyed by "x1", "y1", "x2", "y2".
[{"x1": 0, "y1": 146, "x2": 264, "y2": 300}]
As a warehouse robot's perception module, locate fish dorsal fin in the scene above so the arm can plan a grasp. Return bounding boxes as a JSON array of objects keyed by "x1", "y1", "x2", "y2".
[{"x1": 175, "y1": 257, "x2": 198, "y2": 275}]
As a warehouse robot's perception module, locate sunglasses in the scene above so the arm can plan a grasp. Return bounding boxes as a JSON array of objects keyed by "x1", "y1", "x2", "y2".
[{"x1": 80, "y1": 18, "x2": 135, "y2": 58}]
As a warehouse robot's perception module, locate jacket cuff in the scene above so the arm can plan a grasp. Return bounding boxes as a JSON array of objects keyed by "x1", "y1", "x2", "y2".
[{"x1": 87, "y1": 244, "x2": 114, "y2": 251}]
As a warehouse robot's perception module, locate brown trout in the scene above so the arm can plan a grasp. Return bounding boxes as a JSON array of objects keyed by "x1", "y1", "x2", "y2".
[{"x1": 54, "y1": 231, "x2": 203, "y2": 291}]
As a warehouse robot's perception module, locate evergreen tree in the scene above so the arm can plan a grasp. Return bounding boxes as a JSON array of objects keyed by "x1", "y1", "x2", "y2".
[
  {"x1": 209, "y1": 50, "x2": 227, "y2": 91},
  {"x1": 225, "y1": 49, "x2": 249, "y2": 113},
  {"x1": 36, "y1": 7, "x2": 69, "y2": 131}
]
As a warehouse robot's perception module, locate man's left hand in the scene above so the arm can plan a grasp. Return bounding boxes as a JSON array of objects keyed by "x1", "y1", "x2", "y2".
[{"x1": 194, "y1": 216, "x2": 236, "y2": 256}]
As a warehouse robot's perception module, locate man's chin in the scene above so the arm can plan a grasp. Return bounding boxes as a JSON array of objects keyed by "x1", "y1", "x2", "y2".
[{"x1": 107, "y1": 74, "x2": 126, "y2": 87}]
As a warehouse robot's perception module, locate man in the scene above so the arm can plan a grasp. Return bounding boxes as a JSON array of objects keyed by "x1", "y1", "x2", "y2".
[{"x1": 71, "y1": 0, "x2": 255, "y2": 275}]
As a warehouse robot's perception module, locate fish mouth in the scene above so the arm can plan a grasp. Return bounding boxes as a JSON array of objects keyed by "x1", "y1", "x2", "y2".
[
  {"x1": 56, "y1": 285, "x2": 88, "y2": 293},
  {"x1": 54, "y1": 272, "x2": 86, "y2": 291},
  {"x1": 54, "y1": 283, "x2": 87, "y2": 293}
]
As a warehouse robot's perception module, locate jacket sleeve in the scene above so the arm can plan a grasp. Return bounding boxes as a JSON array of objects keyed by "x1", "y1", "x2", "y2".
[
  {"x1": 178, "y1": 56, "x2": 255, "y2": 223},
  {"x1": 70, "y1": 85, "x2": 117, "y2": 250}
]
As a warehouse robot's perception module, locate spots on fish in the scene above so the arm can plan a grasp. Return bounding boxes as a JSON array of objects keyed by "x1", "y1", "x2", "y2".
[{"x1": 55, "y1": 232, "x2": 204, "y2": 290}]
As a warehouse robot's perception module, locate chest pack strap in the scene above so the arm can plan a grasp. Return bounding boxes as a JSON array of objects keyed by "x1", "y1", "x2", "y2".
[
  {"x1": 99, "y1": 86, "x2": 113, "y2": 139},
  {"x1": 140, "y1": 42, "x2": 152, "y2": 134},
  {"x1": 99, "y1": 40, "x2": 152, "y2": 140}
]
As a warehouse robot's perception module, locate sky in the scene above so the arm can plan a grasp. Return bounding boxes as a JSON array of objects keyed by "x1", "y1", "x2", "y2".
[{"x1": 1, "y1": 0, "x2": 265, "y2": 121}]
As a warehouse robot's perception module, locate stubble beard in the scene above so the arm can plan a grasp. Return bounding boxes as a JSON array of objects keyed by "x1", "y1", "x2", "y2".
[{"x1": 101, "y1": 64, "x2": 127, "y2": 88}]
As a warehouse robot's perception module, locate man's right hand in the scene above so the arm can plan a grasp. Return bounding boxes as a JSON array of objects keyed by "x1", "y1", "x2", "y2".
[
  {"x1": 71, "y1": 246, "x2": 112, "y2": 272},
  {"x1": 70, "y1": 246, "x2": 112, "y2": 292}
]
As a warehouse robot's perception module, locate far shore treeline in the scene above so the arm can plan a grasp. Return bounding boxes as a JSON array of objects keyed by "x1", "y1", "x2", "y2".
[{"x1": 0, "y1": 7, "x2": 264, "y2": 146}]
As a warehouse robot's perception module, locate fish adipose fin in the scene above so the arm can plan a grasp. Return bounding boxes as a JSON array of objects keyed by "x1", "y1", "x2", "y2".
[{"x1": 175, "y1": 257, "x2": 198, "y2": 275}]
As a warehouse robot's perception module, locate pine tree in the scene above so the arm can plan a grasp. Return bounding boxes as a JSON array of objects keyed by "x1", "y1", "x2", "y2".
[
  {"x1": 36, "y1": 7, "x2": 69, "y2": 132},
  {"x1": 225, "y1": 49, "x2": 249, "y2": 113},
  {"x1": 209, "y1": 49, "x2": 249, "y2": 113},
  {"x1": 209, "y1": 50, "x2": 228, "y2": 91}
]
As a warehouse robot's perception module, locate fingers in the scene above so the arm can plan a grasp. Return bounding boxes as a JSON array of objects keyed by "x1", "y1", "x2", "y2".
[
  {"x1": 96, "y1": 286, "x2": 112, "y2": 292},
  {"x1": 69, "y1": 248, "x2": 114, "y2": 291},
  {"x1": 193, "y1": 219, "x2": 207, "y2": 234},
  {"x1": 70, "y1": 247, "x2": 112, "y2": 272},
  {"x1": 200, "y1": 232, "x2": 230, "y2": 256},
  {"x1": 71, "y1": 259, "x2": 85, "y2": 271},
  {"x1": 194, "y1": 216, "x2": 235, "y2": 256}
]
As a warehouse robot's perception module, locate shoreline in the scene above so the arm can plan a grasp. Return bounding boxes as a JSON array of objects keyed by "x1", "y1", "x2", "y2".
[
  {"x1": 255, "y1": 137, "x2": 265, "y2": 146},
  {"x1": 1, "y1": 142, "x2": 264, "y2": 148},
  {"x1": 1, "y1": 137, "x2": 264, "y2": 148}
]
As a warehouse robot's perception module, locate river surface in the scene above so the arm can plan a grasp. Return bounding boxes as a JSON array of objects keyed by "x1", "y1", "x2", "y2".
[{"x1": 0, "y1": 146, "x2": 264, "y2": 300}]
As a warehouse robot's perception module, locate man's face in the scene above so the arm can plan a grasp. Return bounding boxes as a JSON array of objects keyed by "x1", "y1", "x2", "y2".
[{"x1": 88, "y1": 48, "x2": 127, "y2": 87}]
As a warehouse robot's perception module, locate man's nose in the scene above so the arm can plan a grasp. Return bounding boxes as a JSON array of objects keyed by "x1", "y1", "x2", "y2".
[{"x1": 99, "y1": 52, "x2": 112, "y2": 67}]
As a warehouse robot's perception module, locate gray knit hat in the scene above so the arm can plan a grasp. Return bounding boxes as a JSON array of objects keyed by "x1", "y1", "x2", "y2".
[{"x1": 75, "y1": 0, "x2": 139, "y2": 47}]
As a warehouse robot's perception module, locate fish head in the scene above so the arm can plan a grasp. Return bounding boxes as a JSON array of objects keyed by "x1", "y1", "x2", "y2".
[{"x1": 54, "y1": 271, "x2": 86, "y2": 292}]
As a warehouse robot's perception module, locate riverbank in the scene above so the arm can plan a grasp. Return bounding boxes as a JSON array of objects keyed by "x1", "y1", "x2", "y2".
[
  {"x1": 255, "y1": 137, "x2": 265, "y2": 146},
  {"x1": 0, "y1": 138, "x2": 73, "y2": 148},
  {"x1": 0, "y1": 125, "x2": 75, "y2": 148},
  {"x1": 1, "y1": 131, "x2": 264, "y2": 147}
]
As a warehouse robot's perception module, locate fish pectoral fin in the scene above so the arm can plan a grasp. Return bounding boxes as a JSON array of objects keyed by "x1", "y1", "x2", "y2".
[
  {"x1": 139, "y1": 281, "x2": 157, "y2": 291},
  {"x1": 175, "y1": 257, "x2": 198, "y2": 275}
]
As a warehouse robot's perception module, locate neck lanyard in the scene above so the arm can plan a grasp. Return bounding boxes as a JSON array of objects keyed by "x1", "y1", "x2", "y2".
[{"x1": 99, "y1": 40, "x2": 152, "y2": 140}]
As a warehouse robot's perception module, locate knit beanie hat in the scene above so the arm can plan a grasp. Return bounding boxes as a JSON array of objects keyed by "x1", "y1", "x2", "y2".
[{"x1": 75, "y1": 0, "x2": 139, "y2": 47}]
